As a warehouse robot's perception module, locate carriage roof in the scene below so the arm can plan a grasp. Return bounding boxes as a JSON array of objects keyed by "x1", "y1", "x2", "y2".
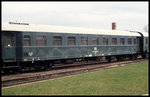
[{"x1": 2, "y1": 22, "x2": 141, "y2": 37}]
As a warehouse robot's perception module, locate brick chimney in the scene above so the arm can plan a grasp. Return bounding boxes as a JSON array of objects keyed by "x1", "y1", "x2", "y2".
[{"x1": 112, "y1": 22, "x2": 116, "y2": 30}]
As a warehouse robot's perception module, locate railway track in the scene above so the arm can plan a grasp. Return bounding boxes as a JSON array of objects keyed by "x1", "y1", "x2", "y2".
[{"x1": 2, "y1": 58, "x2": 148, "y2": 88}]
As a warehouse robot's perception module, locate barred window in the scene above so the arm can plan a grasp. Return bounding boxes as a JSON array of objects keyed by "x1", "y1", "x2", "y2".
[
  {"x1": 112, "y1": 38, "x2": 117, "y2": 45},
  {"x1": 103, "y1": 37, "x2": 108, "y2": 45},
  {"x1": 120, "y1": 38, "x2": 125, "y2": 45},
  {"x1": 92, "y1": 37, "x2": 98, "y2": 45},
  {"x1": 6, "y1": 34, "x2": 13, "y2": 47},
  {"x1": 53, "y1": 36, "x2": 62, "y2": 46},
  {"x1": 134, "y1": 38, "x2": 136, "y2": 44},
  {"x1": 68, "y1": 37, "x2": 76, "y2": 46},
  {"x1": 128, "y1": 38, "x2": 132, "y2": 45},
  {"x1": 80, "y1": 37, "x2": 88, "y2": 45},
  {"x1": 36, "y1": 36, "x2": 46, "y2": 46},
  {"x1": 24, "y1": 35, "x2": 31, "y2": 46}
]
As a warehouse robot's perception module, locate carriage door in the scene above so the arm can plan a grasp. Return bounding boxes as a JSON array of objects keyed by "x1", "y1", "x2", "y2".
[
  {"x1": 4, "y1": 32, "x2": 16, "y2": 61},
  {"x1": 137, "y1": 37, "x2": 143, "y2": 53}
]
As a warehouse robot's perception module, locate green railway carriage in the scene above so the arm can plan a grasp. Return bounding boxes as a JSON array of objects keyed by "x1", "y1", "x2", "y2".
[
  {"x1": 142, "y1": 32, "x2": 149, "y2": 56},
  {"x1": 1, "y1": 22, "x2": 148, "y2": 72}
]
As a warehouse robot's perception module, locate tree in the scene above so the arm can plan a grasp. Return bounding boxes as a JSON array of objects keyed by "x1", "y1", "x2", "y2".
[{"x1": 143, "y1": 24, "x2": 148, "y2": 32}]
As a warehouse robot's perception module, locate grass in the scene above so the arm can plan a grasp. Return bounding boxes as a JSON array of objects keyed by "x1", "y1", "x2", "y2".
[{"x1": 2, "y1": 61, "x2": 148, "y2": 96}]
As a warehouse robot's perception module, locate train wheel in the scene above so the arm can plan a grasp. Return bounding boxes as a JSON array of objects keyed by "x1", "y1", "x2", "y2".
[
  {"x1": 3, "y1": 69, "x2": 11, "y2": 74},
  {"x1": 18, "y1": 65, "x2": 23, "y2": 73},
  {"x1": 65, "y1": 59, "x2": 74, "y2": 64},
  {"x1": 106, "y1": 56, "x2": 111, "y2": 62},
  {"x1": 116, "y1": 55, "x2": 124, "y2": 61},
  {"x1": 45, "y1": 62, "x2": 52, "y2": 70},
  {"x1": 34, "y1": 62, "x2": 41, "y2": 71},
  {"x1": 133, "y1": 55, "x2": 137, "y2": 60},
  {"x1": 116, "y1": 56, "x2": 120, "y2": 61},
  {"x1": 142, "y1": 54, "x2": 146, "y2": 59}
]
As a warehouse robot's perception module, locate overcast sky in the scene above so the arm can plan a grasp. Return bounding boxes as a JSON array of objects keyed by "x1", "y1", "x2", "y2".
[{"x1": 2, "y1": 1, "x2": 148, "y2": 32}]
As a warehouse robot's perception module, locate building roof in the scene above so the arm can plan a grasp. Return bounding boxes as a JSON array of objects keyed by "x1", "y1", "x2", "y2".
[{"x1": 2, "y1": 22, "x2": 141, "y2": 37}]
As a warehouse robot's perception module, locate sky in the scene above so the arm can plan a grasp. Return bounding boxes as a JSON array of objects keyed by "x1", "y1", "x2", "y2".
[{"x1": 2, "y1": 1, "x2": 149, "y2": 32}]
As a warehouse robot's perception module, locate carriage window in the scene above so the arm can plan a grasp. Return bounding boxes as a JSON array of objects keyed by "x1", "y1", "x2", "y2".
[
  {"x1": 134, "y1": 38, "x2": 136, "y2": 44},
  {"x1": 103, "y1": 37, "x2": 108, "y2": 45},
  {"x1": 53, "y1": 36, "x2": 62, "y2": 46},
  {"x1": 128, "y1": 38, "x2": 132, "y2": 45},
  {"x1": 120, "y1": 38, "x2": 125, "y2": 45},
  {"x1": 68, "y1": 37, "x2": 76, "y2": 46},
  {"x1": 80, "y1": 37, "x2": 88, "y2": 45},
  {"x1": 112, "y1": 38, "x2": 117, "y2": 45},
  {"x1": 24, "y1": 35, "x2": 31, "y2": 46},
  {"x1": 6, "y1": 34, "x2": 13, "y2": 47},
  {"x1": 36, "y1": 36, "x2": 46, "y2": 46},
  {"x1": 92, "y1": 37, "x2": 98, "y2": 45}
]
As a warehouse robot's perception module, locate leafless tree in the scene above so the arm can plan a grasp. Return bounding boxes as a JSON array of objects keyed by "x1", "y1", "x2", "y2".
[{"x1": 143, "y1": 24, "x2": 148, "y2": 32}]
